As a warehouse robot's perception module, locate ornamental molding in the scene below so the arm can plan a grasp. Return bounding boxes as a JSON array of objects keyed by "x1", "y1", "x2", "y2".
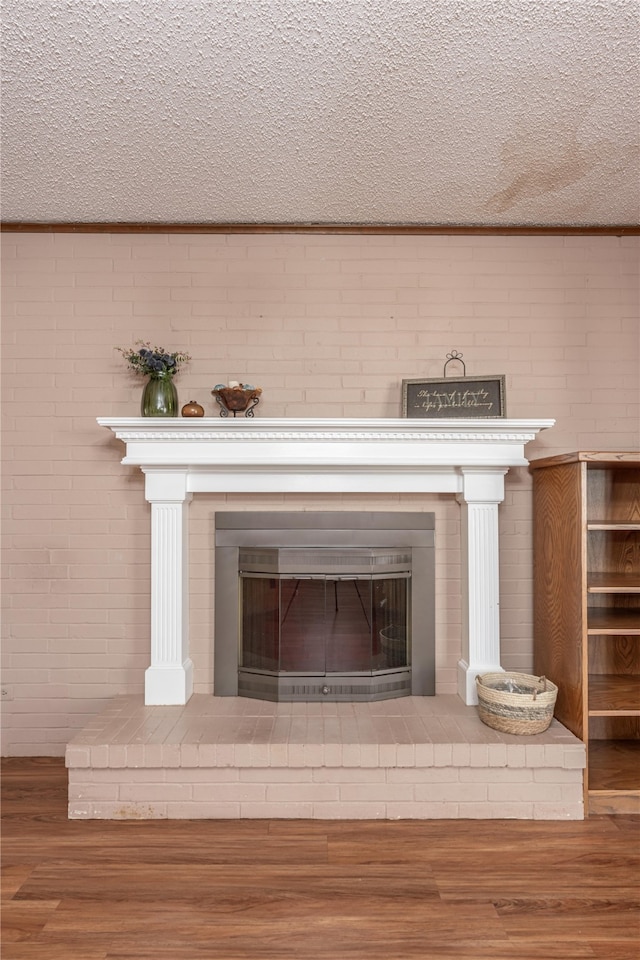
[{"x1": 108, "y1": 430, "x2": 542, "y2": 443}]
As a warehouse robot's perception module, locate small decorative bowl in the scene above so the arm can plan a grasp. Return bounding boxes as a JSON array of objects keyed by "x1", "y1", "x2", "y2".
[{"x1": 212, "y1": 385, "x2": 262, "y2": 417}]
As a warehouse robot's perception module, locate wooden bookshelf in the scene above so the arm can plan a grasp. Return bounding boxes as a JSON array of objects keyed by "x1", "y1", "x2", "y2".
[{"x1": 530, "y1": 452, "x2": 640, "y2": 815}]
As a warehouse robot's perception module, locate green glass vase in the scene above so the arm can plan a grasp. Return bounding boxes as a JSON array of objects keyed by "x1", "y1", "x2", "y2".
[{"x1": 141, "y1": 374, "x2": 178, "y2": 417}]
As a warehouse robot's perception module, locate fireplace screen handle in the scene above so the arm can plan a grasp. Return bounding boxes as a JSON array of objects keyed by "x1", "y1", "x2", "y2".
[{"x1": 281, "y1": 577, "x2": 359, "y2": 620}]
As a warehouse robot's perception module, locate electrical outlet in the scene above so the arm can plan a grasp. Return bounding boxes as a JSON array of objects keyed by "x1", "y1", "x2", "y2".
[{"x1": 1, "y1": 687, "x2": 13, "y2": 701}]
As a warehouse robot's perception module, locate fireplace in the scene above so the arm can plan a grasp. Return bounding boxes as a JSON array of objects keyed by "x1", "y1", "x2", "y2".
[
  {"x1": 214, "y1": 512, "x2": 435, "y2": 701},
  {"x1": 97, "y1": 416, "x2": 554, "y2": 705}
]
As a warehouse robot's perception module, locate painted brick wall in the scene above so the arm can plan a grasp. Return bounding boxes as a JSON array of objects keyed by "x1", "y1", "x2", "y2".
[{"x1": 1, "y1": 232, "x2": 638, "y2": 755}]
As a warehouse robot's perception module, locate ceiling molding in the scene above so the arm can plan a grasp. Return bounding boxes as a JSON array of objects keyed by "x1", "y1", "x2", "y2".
[{"x1": 2, "y1": 222, "x2": 639, "y2": 236}]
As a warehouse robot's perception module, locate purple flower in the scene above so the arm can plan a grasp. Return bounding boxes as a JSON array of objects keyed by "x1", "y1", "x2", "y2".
[{"x1": 116, "y1": 341, "x2": 191, "y2": 379}]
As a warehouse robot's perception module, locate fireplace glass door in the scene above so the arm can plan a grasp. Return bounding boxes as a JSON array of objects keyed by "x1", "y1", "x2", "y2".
[{"x1": 237, "y1": 548, "x2": 411, "y2": 701}]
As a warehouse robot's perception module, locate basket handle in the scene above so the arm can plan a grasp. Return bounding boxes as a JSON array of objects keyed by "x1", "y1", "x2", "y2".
[{"x1": 533, "y1": 676, "x2": 548, "y2": 701}]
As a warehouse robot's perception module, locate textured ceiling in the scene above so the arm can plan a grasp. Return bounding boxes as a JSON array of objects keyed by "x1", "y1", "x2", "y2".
[{"x1": 2, "y1": 0, "x2": 639, "y2": 226}]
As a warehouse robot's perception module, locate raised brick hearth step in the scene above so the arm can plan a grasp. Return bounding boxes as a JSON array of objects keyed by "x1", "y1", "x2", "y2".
[{"x1": 66, "y1": 695, "x2": 586, "y2": 820}]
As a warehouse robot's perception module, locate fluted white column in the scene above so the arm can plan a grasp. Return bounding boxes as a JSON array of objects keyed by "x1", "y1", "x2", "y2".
[
  {"x1": 143, "y1": 470, "x2": 193, "y2": 704},
  {"x1": 456, "y1": 468, "x2": 507, "y2": 704}
]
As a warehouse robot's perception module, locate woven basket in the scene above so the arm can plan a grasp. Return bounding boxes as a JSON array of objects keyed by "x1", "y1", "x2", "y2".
[{"x1": 476, "y1": 672, "x2": 558, "y2": 735}]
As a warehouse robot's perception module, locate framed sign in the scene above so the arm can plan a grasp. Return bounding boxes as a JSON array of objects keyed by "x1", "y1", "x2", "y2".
[{"x1": 402, "y1": 374, "x2": 506, "y2": 419}]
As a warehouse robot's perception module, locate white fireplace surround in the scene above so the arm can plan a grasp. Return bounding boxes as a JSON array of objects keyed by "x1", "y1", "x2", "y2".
[{"x1": 98, "y1": 417, "x2": 554, "y2": 707}]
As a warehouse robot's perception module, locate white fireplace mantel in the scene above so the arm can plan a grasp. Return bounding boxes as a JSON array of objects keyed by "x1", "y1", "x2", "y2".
[{"x1": 98, "y1": 417, "x2": 554, "y2": 706}]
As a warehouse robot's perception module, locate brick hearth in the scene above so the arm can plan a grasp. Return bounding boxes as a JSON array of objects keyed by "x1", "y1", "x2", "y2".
[{"x1": 66, "y1": 694, "x2": 585, "y2": 820}]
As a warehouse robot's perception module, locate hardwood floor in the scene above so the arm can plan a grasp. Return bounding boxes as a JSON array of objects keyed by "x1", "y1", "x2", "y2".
[{"x1": 2, "y1": 758, "x2": 639, "y2": 960}]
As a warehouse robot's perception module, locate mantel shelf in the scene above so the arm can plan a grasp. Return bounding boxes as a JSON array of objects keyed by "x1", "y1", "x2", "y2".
[{"x1": 97, "y1": 417, "x2": 555, "y2": 478}]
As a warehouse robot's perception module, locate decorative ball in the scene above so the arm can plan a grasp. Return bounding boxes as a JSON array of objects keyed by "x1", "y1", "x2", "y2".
[{"x1": 181, "y1": 400, "x2": 205, "y2": 418}]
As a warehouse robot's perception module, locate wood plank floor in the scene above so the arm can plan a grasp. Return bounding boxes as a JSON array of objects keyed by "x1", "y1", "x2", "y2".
[{"x1": 2, "y1": 758, "x2": 639, "y2": 960}]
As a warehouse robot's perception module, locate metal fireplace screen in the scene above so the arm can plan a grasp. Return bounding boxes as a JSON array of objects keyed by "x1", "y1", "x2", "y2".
[
  {"x1": 239, "y1": 548, "x2": 411, "y2": 702},
  {"x1": 214, "y1": 511, "x2": 435, "y2": 703}
]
